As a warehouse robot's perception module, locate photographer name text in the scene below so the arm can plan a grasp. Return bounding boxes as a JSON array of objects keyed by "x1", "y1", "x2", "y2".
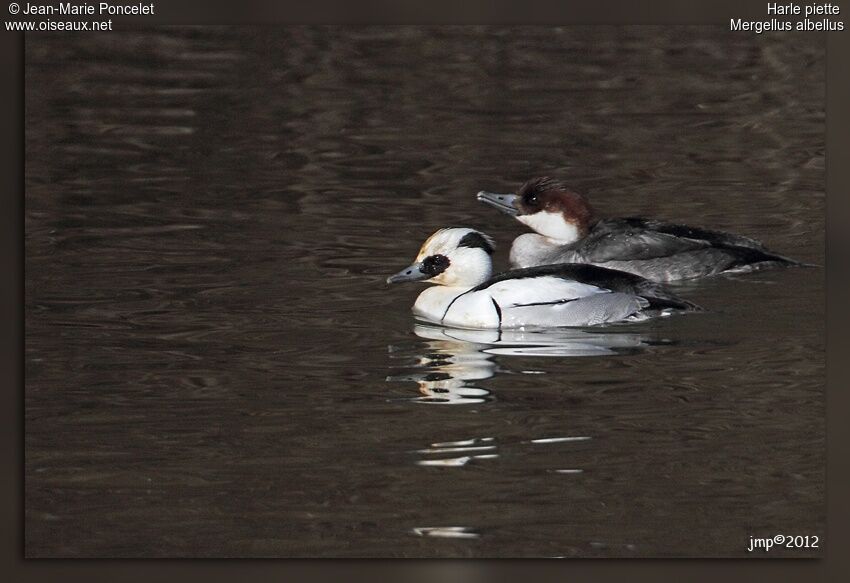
[{"x1": 15, "y1": 2, "x2": 154, "y2": 16}]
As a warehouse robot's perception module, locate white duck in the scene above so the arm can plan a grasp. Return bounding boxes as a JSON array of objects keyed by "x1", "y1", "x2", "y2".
[{"x1": 386, "y1": 227, "x2": 698, "y2": 329}]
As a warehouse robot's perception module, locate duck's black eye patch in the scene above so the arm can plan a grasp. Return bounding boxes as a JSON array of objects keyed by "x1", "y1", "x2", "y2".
[
  {"x1": 458, "y1": 232, "x2": 494, "y2": 255},
  {"x1": 420, "y1": 254, "x2": 450, "y2": 276}
]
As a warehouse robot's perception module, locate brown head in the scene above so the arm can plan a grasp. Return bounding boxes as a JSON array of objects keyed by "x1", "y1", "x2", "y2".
[{"x1": 477, "y1": 177, "x2": 596, "y2": 242}]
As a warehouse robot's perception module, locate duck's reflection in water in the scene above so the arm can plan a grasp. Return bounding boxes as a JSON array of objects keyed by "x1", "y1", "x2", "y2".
[
  {"x1": 388, "y1": 322, "x2": 659, "y2": 405},
  {"x1": 387, "y1": 327, "x2": 495, "y2": 404},
  {"x1": 392, "y1": 323, "x2": 663, "y2": 541}
]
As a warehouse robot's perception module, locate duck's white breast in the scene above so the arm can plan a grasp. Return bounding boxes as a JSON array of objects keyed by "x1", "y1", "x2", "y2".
[
  {"x1": 442, "y1": 292, "x2": 501, "y2": 329},
  {"x1": 510, "y1": 234, "x2": 579, "y2": 268}
]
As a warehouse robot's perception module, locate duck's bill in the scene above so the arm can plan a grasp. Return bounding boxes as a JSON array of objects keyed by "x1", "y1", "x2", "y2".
[
  {"x1": 387, "y1": 263, "x2": 430, "y2": 284},
  {"x1": 476, "y1": 191, "x2": 519, "y2": 216}
]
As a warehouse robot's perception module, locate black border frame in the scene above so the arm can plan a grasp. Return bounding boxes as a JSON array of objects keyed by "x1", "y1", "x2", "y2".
[{"x1": 3, "y1": 1, "x2": 846, "y2": 579}]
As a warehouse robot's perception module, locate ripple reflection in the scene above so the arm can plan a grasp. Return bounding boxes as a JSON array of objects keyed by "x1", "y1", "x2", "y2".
[{"x1": 387, "y1": 323, "x2": 659, "y2": 405}]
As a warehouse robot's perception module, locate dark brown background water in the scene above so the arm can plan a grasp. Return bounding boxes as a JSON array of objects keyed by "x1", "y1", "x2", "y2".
[{"x1": 25, "y1": 26, "x2": 824, "y2": 558}]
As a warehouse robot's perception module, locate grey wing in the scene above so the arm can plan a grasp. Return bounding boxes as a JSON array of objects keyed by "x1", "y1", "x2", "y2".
[
  {"x1": 575, "y1": 228, "x2": 709, "y2": 263},
  {"x1": 500, "y1": 292, "x2": 647, "y2": 328},
  {"x1": 639, "y1": 218, "x2": 768, "y2": 251}
]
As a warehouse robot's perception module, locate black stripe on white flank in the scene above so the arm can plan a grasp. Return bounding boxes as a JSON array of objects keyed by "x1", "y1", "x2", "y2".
[
  {"x1": 491, "y1": 298, "x2": 502, "y2": 325},
  {"x1": 510, "y1": 297, "x2": 582, "y2": 308}
]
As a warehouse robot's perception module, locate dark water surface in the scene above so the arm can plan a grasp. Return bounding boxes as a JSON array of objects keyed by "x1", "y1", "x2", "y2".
[{"x1": 25, "y1": 26, "x2": 825, "y2": 557}]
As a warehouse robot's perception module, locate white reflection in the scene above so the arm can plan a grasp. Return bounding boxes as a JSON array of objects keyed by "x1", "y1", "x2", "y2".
[
  {"x1": 529, "y1": 436, "x2": 592, "y2": 444},
  {"x1": 413, "y1": 322, "x2": 653, "y2": 358},
  {"x1": 414, "y1": 437, "x2": 499, "y2": 467},
  {"x1": 417, "y1": 456, "x2": 474, "y2": 467},
  {"x1": 387, "y1": 323, "x2": 657, "y2": 405},
  {"x1": 411, "y1": 526, "x2": 480, "y2": 539},
  {"x1": 387, "y1": 327, "x2": 496, "y2": 404}
]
